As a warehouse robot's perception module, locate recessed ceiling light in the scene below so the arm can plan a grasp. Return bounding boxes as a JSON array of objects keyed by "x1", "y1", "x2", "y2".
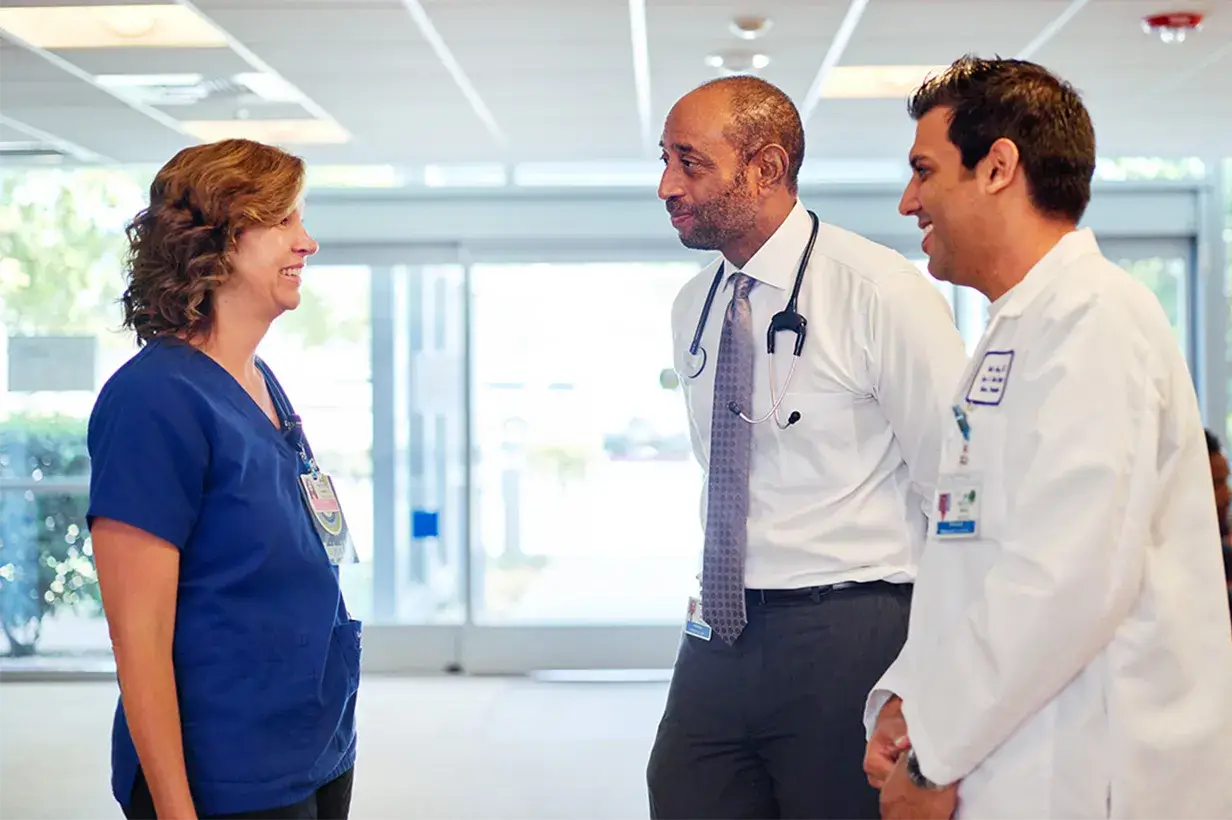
[
  {"x1": 706, "y1": 50, "x2": 771, "y2": 74},
  {"x1": 729, "y1": 15, "x2": 773, "y2": 40},
  {"x1": 181, "y1": 119, "x2": 351, "y2": 145},
  {"x1": 0, "y1": 4, "x2": 227, "y2": 49},
  {"x1": 819, "y1": 65, "x2": 946, "y2": 99}
]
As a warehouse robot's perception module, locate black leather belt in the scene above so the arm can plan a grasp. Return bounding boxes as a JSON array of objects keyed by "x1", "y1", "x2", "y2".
[{"x1": 744, "y1": 580, "x2": 904, "y2": 606}]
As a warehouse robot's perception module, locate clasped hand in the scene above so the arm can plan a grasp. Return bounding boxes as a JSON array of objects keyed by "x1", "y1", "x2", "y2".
[{"x1": 864, "y1": 696, "x2": 958, "y2": 820}]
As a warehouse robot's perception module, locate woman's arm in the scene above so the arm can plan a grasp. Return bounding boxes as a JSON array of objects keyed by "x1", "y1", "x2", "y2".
[{"x1": 93, "y1": 518, "x2": 197, "y2": 819}]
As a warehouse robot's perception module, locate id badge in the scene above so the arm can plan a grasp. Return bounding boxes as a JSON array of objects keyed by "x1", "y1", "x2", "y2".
[
  {"x1": 684, "y1": 596, "x2": 712, "y2": 641},
  {"x1": 933, "y1": 474, "x2": 982, "y2": 540},
  {"x1": 298, "y1": 472, "x2": 357, "y2": 565}
]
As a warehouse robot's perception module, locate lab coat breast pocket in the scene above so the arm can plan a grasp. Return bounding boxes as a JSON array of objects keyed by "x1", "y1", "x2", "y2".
[{"x1": 768, "y1": 390, "x2": 858, "y2": 489}]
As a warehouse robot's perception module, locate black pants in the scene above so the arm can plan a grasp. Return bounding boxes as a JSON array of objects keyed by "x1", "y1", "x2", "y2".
[
  {"x1": 647, "y1": 581, "x2": 912, "y2": 819},
  {"x1": 124, "y1": 766, "x2": 354, "y2": 819}
]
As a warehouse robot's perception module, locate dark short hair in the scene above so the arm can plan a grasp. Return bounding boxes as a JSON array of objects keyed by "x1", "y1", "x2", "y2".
[
  {"x1": 1208, "y1": 429, "x2": 1224, "y2": 456},
  {"x1": 696, "y1": 75, "x2": 805, "y2": 194},
  {"x1": 908, "y1": 55, "x2": 1096, "y2": 223},
  {"x1": 122, "y1": 139, "x2": 306, "y2": 345}
]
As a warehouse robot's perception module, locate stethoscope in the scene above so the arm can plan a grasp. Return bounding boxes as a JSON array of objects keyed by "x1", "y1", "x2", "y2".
[{"x1": 684, "y1": 210, "x2": 820, "y2": 430}]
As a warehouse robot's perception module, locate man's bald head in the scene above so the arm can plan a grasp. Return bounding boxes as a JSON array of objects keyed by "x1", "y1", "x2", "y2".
[{"x1": 686, "y1": 76, "x2": 805, "y2": 194}]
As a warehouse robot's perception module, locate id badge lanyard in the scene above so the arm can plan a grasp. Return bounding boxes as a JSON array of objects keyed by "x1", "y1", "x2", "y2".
[
  {"x1": 257, "y1": 359, "x2": 319, "y2": 478},
  {"x1": 255, "y1": 360, "x2": 355, "y2": 565},
  {"x1": 936, "y1": 312, "x2": 1009, "y2": 542}
]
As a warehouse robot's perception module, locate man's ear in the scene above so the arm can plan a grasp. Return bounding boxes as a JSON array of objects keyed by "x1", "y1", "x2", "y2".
[
  {"x1": 982, "y1": 137, "x2": 1020, "y2": 195},
  {"x1": 755, "y1": 144, "x2": 790, "y2": 190}
]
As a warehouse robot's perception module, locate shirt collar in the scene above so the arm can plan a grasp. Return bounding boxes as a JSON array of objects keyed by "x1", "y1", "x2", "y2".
[
  {"x1": 722, "y1": 199, "x2": 810, "y2": 292},
  {"x1": 989, "y1": 228, "x2": 1101, "y2": 320}
]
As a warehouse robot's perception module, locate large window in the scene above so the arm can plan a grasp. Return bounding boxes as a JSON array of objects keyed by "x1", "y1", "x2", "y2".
[
  {"x1": 4, "y1": 175, "x2": 1222, "y2": 674},
  {"x1": 470, "y1": 262, "x2": 700, "y2": 624},
  {"x1": 255, "y1": 266, "x2": 373, "y2": 618},
  {"x1": 0, "y1": 170, "x2": 374, "y2": 665},
  {"x1": 0, "y1": 168, "x2": 144, "y2": 664}
]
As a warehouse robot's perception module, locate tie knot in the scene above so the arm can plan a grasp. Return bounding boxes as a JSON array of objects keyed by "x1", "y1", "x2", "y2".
[{"x1": 728, "y1": 271, "x2": 754, "y2": 299}]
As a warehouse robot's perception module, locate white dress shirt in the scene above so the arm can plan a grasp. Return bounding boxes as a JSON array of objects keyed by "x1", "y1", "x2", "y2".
[
  {"x1": 863, "y1": 229, "x2": 1232, "y2": 818},
  {"x1": 671, "y1": 200, "x2": 968, "y2": 589}
]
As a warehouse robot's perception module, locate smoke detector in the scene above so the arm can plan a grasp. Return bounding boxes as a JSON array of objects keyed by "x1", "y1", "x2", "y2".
[
  {"x1": 1141, "y1": 10, "x2": 1204, "y2": 43},
  {"x1": 706, "y1": 49, "x2": 771, "y2": 75},
  {"x1": 729, "y1": 15, "x2": 772, "y2": 40}
]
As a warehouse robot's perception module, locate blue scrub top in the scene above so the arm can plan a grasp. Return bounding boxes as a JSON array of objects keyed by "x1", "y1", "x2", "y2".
[{"x1": 86, "y1": 338, "x2": 360, "y2": 817}]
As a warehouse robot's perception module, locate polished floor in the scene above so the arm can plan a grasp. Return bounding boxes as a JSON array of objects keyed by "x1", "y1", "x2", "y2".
[{"x1": 0, "y1": 676, "x2": 669, "y2": 819}]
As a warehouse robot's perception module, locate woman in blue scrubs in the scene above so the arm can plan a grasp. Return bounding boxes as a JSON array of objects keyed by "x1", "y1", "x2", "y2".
[{"x1": 87, "y1": 138, "x2": 361, "y2": 819}]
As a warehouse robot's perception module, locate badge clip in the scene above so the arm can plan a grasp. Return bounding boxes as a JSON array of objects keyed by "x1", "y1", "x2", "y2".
[{"x1": 952, "y1": 405, "x2": 972, "y2": 466}]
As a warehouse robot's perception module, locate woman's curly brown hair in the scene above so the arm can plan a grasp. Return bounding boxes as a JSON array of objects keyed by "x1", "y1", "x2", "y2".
[{"x1": 122, "y1": 138, "x2": 306, "y2": 344}]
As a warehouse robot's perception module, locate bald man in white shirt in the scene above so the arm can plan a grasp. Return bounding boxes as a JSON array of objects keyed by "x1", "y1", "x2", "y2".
[{"x1": 646, "y1": 76, "x2": 968, "y2": 819}]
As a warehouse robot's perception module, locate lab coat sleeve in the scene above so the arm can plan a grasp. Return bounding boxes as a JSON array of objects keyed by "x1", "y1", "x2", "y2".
[
  {"x1": 902, "y1": 301, "x2": 1160, "y2": 786},
  {"x1": 863, "y1": 645, "x2": 912, "y2": 739},
  {"x1": 867, "y1": 269, "x2": 968, "y2": 507}
]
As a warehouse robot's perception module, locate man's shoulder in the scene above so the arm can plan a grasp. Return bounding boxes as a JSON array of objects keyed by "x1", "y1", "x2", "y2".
[
  {"x1": 1017, "y1": 253, "x2": 1185, "y2": 400},
  {"x1": 1036, "y1": 253, "x2": 1175, "y2": 348},
  {"x1": 812, "y1": 222, "x2": 923, "y2": 289}
]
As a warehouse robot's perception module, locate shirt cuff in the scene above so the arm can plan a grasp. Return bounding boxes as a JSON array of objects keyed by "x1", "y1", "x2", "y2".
[{"x1": 863, "y1": 686, "x2": 898, "y2": 741}]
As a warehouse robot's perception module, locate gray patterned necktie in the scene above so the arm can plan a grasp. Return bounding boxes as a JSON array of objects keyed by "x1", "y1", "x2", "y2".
[{"x1": 702, "y1": 269, "x2": 755, "y2": 645}]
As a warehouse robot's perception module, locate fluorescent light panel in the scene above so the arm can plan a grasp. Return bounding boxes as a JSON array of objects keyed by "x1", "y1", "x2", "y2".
[
  {"x1": 96, "y1": 72, "x2": 302, "y2": 106},
  {"x1": 181, "y1": 119, "x2": 351, "y2": 145},
  {"x1": 0, "y1": 4, "x2": 227, "y2": 49},
  {"x1": 422, "y1": 163, "x2": 507, "y2": 188},
  {"x1": 514, "y1": 161, "x2": 661, "y2": 187},
  {"x1": 306, "y1": 165, "x2": 405, "y2": 189},
  {"x1": 820, "y1": 65, "x2": 946, "y2": 99}
]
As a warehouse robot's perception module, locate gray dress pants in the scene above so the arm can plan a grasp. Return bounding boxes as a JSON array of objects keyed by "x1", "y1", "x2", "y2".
[{"x1": 647, "y1": 581, "x2": 912, "y2": 819}]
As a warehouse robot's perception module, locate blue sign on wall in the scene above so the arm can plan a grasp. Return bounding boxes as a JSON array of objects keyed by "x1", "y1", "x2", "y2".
[{"x1": 412, "y1": 509, "x2": 439, "y2": 539}]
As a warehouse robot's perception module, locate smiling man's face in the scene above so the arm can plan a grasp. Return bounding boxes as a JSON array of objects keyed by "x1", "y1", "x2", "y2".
[{"x1": 898, "y1": 106, "x2": 988, "y2": 288}]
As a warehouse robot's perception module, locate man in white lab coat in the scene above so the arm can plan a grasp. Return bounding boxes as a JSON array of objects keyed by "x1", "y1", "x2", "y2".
[{"x1": 863, "y1": 55, "x2": 1232, "y2": 819}]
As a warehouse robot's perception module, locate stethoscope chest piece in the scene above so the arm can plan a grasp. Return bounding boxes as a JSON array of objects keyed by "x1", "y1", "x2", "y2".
[{"x1": 683, "y1": 347, "x2": 707, "y2": 380}]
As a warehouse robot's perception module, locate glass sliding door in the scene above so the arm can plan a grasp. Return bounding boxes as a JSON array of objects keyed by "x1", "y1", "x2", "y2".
[
  {"x1": 361, "y1": 254, "x2": 472, "y2": 674},
  {"x1": 469, "y1": 261, "x2": 700, "y2": 626}
]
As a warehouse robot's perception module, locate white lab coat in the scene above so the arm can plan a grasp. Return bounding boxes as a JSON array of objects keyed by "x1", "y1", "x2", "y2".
[{"x1": 865, "y1": 229, "x2": 1232, "y2": 819}]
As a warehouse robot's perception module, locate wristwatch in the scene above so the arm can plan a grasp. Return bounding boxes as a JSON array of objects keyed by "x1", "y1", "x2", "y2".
[{"x1": 905, "y1": 749, "x2": 944, "y2": 791}]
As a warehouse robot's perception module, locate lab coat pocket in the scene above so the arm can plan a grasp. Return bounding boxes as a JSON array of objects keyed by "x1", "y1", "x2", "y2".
[{"x1": 770, "y1": 390, "x2": 857, "y2": 490}]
